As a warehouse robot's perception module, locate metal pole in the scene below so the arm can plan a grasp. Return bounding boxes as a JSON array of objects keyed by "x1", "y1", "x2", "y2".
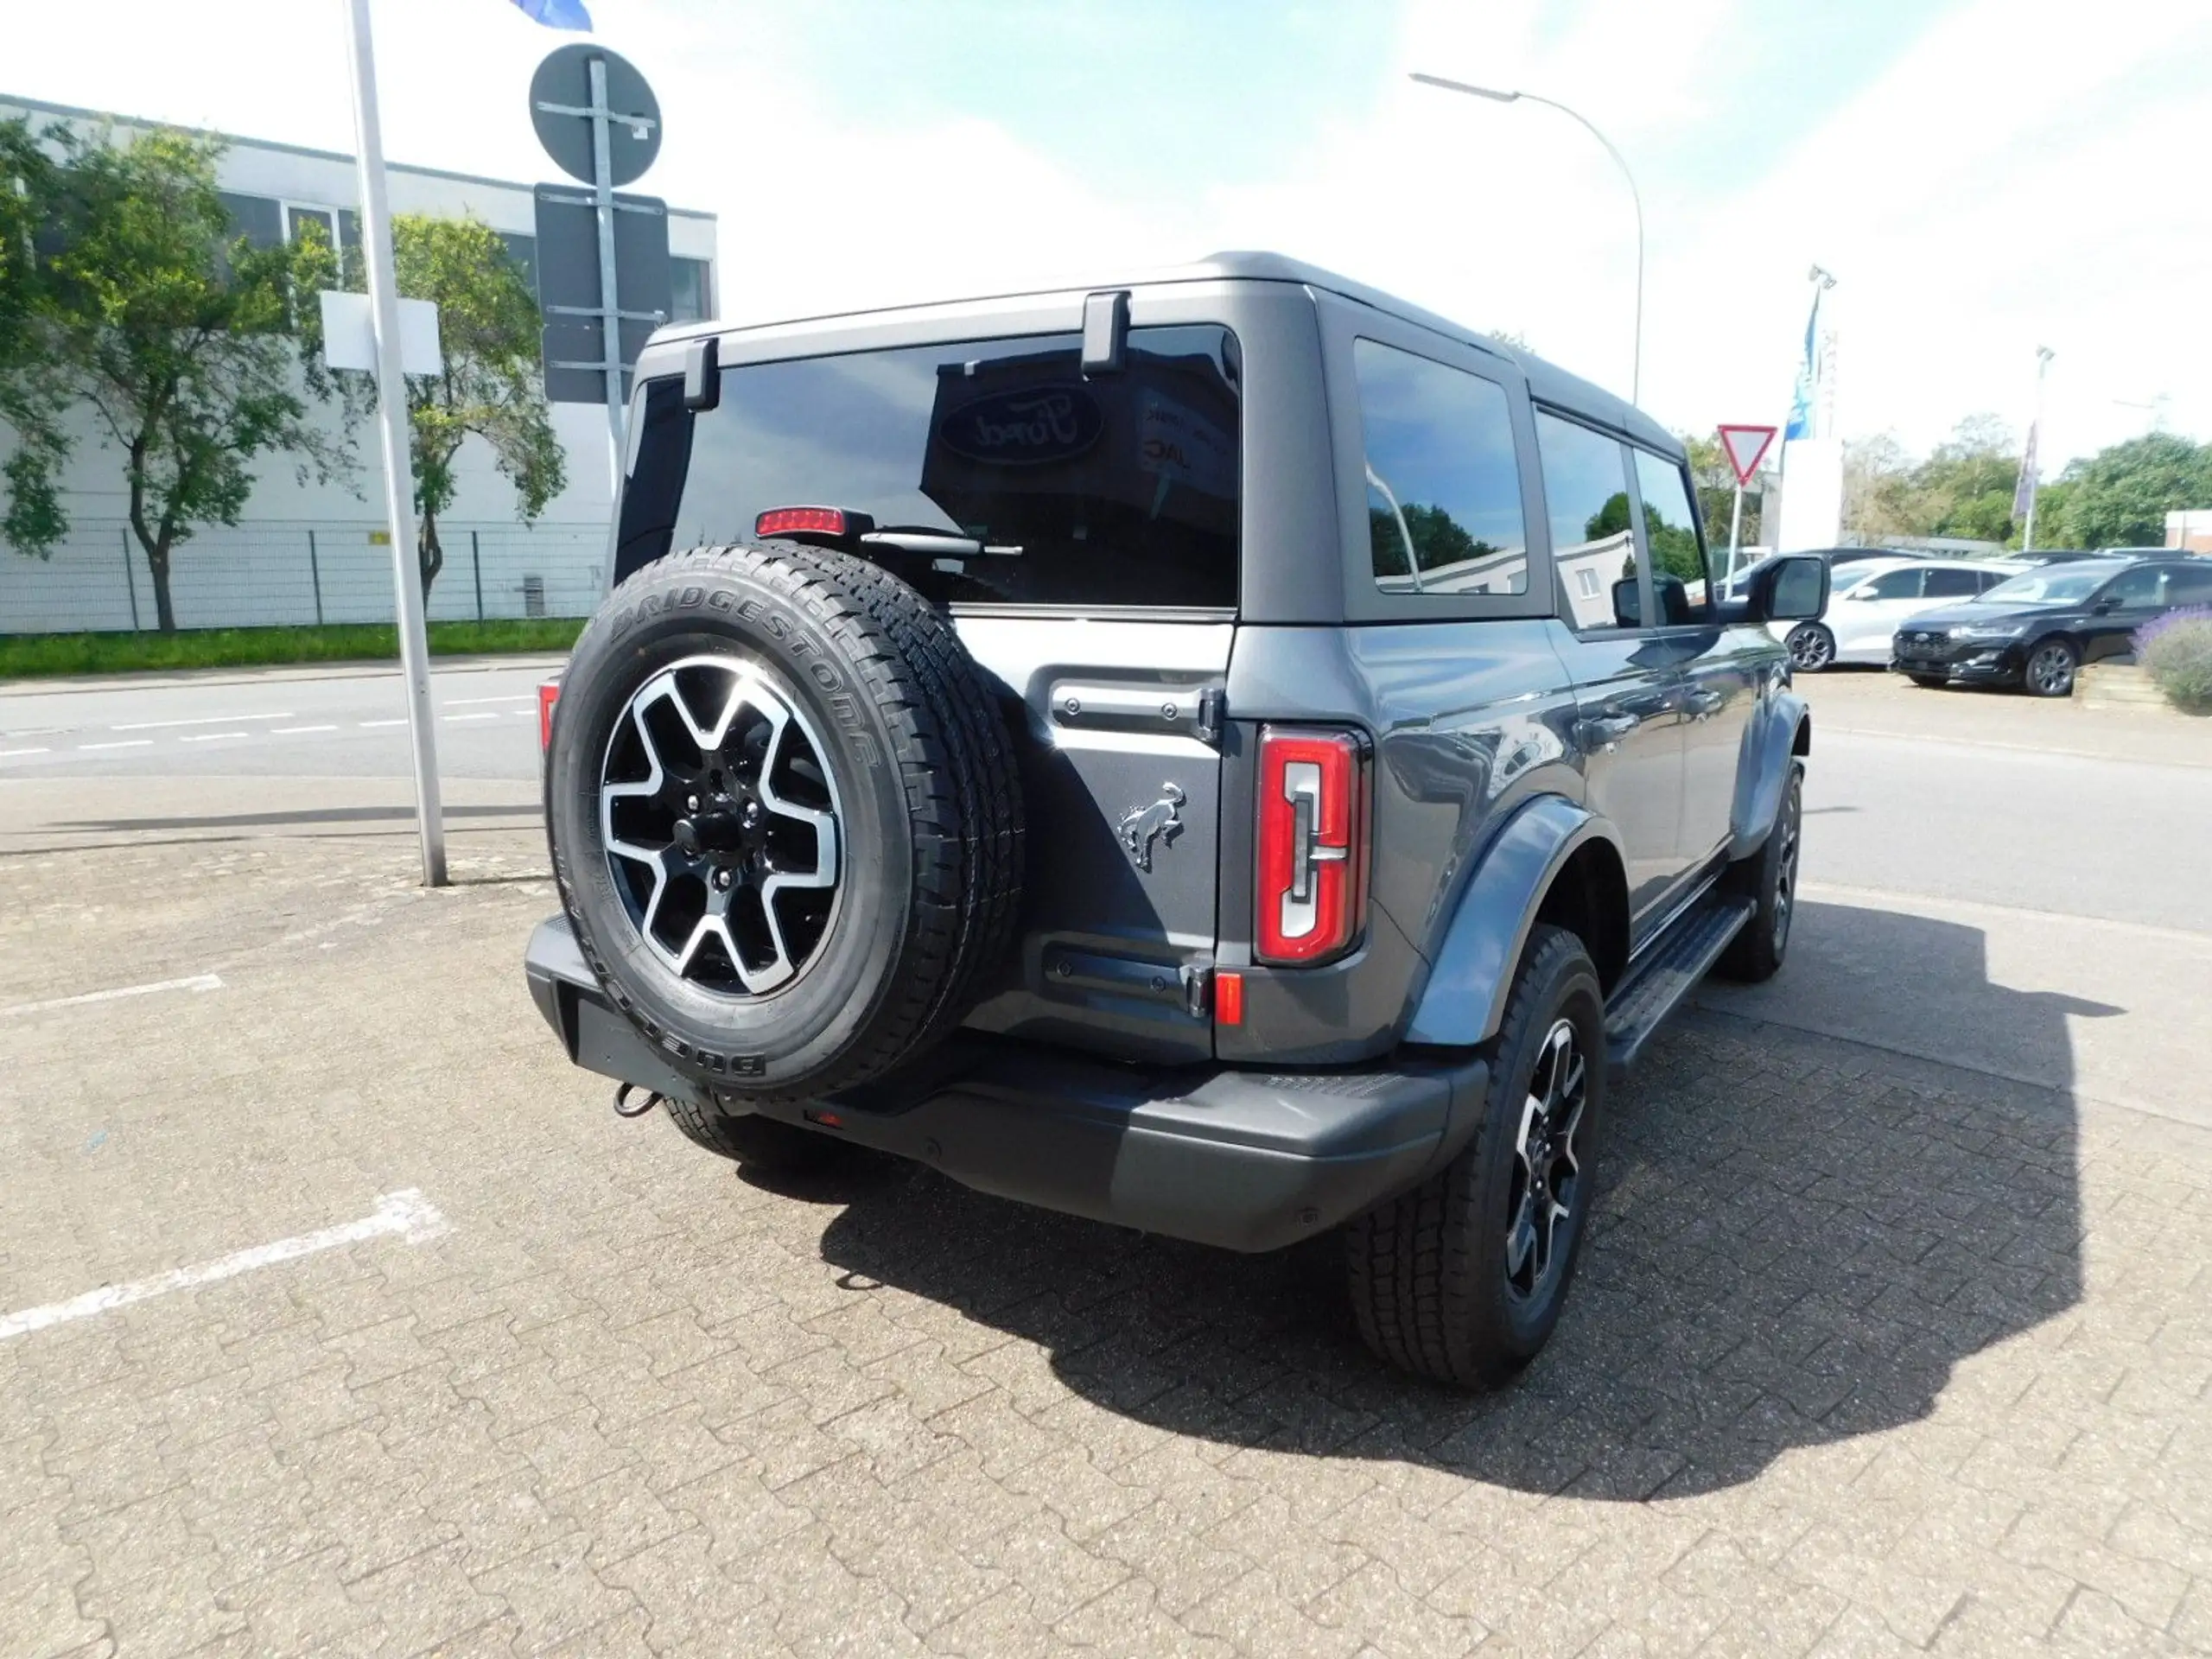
[
  {"x1": 472, "y1": 529, "x2": 485, "y2": 623},
  {"x1": 1409, "y1": 74, "x2": 1643, "y2": 404},
  {"x1": 121, "y1": 527, "x2": 141, "y2": 632},
  {"x1": 588, "y1": 56, "x2": 626, "y2": 498},
  {"x1": 1728, "y1": 480, "x2": 1744, "y2": 571},
  {"x1": 2023, "y1": 346, "x2": 2053, "y2": 553},
  {"x1": 342, "y1": 0, "x2": 446, "y2": 887},
  {"x1": 308, "y1": 528, "x2": 325, "y2": 626}
]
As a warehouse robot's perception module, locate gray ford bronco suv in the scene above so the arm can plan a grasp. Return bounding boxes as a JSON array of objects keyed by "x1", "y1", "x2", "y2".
[{"x1": 526, "y1": 253, "x2": 1827, "y2": 1387}]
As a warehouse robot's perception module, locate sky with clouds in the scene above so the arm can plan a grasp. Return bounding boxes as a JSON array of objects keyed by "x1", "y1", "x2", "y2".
[{"x1": 8, "y1": 0, "x2": 2209, "y2": 470}]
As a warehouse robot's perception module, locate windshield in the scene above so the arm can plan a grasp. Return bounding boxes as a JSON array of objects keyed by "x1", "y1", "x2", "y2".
[{"x1": 1977, "y1": 569, "x2": 2106, "y2": 605}]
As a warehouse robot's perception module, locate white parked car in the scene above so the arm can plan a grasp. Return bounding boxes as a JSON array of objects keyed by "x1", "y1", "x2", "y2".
[{"x1": 1769, "y1": 556, "x2": 2015, "y2": 671}]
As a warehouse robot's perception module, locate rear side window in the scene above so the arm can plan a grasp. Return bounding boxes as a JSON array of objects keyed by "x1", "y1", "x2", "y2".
[
  {"x1": 1352, "y1": 340, "x2": 1528, "y2": 596},
  {"x1": 1922, "y1": 566, "x2": 1982, "y2": 599},
  {"x1": 1536, "y1": 412, "x2": 1642, "y2": 629},
  {"x1": 644, "y1": 325, "x2": 1241, "y2": 609}
]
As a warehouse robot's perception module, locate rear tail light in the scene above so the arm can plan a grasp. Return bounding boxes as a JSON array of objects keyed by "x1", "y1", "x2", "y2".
[
  {"x1": 755, "y1": 506, "x2": 850, "y2": 539},
  {"x1": 1255, "y1": 726, "x2": 1367, "y2": 965},
  {"x1": 537, "y1": 679, "x2": 561, "y2": 753}
]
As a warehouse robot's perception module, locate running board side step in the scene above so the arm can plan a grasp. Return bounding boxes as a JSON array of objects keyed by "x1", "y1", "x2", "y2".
[{"x1": 1602, "y1": 891, "x2": 1755, "y2": 1079}]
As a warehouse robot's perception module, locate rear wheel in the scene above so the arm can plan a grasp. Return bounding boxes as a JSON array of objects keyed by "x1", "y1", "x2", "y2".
[
  {"x1": 2023, "y1": 637, "x2": 2078, "y2": 697},
  {"x1": 1346, "y1": 925, "x2": 1604, "y2": 1388},
  {"x1": 1785, "y1": 622, "x2": 1835, "y2": 672}
]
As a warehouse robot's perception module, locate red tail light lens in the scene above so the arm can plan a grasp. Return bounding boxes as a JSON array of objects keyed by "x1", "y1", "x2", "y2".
[
  {"x1": 755, "y1": 506, "x2": 849, "y2": 539},
  {"x1": 537, "y1": 679, "x2": 561, "y2": 753},
  {"x1": 1255, "y1": 726, "x2": 1366, "y2": 965}
]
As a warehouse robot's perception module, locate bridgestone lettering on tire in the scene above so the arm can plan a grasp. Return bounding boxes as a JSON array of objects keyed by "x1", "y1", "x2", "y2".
[{"x1": 544, "y1": 543, "x2": 1025, "y2": 1103}]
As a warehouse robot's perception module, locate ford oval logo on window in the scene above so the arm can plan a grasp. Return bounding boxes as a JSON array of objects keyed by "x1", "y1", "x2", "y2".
[{"x1": 938, "y1": 385, "x2": 1104, "y2": 466}]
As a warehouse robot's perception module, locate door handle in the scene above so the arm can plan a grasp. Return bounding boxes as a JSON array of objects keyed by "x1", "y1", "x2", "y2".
[
  {"x1": 1680, "y1": 687, "x2": 1725, "y2": 721},
  {"x1": 1574, "y1": 713, "x2": 1638, "y2": 753}
]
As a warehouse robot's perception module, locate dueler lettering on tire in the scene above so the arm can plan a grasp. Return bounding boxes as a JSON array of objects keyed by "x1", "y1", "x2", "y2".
[{"x1": 543, "y1": 542, "x2": 1025, "y2": 1103}]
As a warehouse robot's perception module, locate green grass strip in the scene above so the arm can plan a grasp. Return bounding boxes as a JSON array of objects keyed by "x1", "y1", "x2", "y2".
[{"x1": 0, "y1": 619, "x2": 583, "y2": 679}]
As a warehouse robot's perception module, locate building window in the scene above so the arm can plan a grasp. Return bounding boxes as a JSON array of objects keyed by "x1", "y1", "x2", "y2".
[
  {"x1": 283, "y1": 204, "x2": 339, "y2": 251},
  {"x1": 218, "y1": 192, "x2": 283, "y2": 250},
  {"x1": 499, "y1": 232, "x2": 538, "y2": 301},
  {"x1": 670, "y1": 257, "x2": 712, "y2": 323},
  {"x1": 1575, "y1": 567, "x2": 1600, "y2": 600}
]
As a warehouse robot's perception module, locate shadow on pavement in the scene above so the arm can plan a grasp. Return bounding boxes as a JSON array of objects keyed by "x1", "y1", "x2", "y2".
[{"x1": 811, "y1": 899, "x2": 2088, "y2": 1498}]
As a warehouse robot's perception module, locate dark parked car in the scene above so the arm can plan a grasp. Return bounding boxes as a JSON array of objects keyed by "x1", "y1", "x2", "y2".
[
  {"x1": 1892, "y1": 556, "x2": 2212, "y2": 695},
  {"x1": 524, "y1": 252, "x2": 1826, "y2": 1387}
]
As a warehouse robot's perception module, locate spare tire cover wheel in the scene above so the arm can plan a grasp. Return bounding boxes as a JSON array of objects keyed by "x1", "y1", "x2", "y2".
[{"x1": 545, "y1": 543, "x2": 1021, "y2": 1101}]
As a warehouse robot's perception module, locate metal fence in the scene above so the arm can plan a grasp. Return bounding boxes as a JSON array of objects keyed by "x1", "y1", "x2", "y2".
[{"x1": 0, "y1": 518, "x2": 608, "y2": 633}]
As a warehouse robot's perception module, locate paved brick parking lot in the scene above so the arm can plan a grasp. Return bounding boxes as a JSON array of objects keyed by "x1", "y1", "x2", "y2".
[{"x1": 3, "y1": 696, "x2": 2210, "y2": 1656}]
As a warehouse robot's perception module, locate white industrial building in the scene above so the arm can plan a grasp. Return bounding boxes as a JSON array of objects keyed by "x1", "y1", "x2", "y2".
[{"x1": 0, "y1": 93, "x2": 718, "y2": 632}]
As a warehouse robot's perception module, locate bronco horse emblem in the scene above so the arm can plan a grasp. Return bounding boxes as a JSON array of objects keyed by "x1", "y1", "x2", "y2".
[{"x1": 1117, "y1": 784, "x2": 1185, "y2": 872}]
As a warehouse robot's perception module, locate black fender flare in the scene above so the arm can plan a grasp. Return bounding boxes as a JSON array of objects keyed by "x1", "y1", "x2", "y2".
[
  {"x1": 1728, "y1": 689, "x2": 1810, "y2": 861},
  {"x1": 1404, "y1": 794, "x2": 1625, "y2": 1047}
]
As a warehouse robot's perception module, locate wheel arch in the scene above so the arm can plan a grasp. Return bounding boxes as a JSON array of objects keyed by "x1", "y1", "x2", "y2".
[
  {"x1": 1403, "y1": 795, "x2": 1630, "y2": 1048},
  {"x1": 1729, "y1": 689, "x2": 1810, "y2": 860}
]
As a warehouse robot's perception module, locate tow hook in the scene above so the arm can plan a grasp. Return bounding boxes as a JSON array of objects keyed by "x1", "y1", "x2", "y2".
[{"x1": 612, "y1": 1083, "x2": 664, "y2": 1119}]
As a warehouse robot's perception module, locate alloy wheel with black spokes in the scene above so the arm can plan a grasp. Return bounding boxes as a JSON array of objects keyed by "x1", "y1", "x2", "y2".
[
  {"x1": 1503, "y1": 1018, "x2": 1589, "y2": 1305},
  {"x1": 600, "y1": 654, "x2": 843, "y2": 998}
]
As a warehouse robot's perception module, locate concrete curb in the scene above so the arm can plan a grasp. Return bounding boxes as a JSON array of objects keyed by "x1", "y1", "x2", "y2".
[{"x1": 0, "y1": 652, "x2": 570, "y2": 697}]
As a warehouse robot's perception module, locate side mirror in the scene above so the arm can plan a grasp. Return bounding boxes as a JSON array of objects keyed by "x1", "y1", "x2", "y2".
[
  {"x1": 2091, "y1": 598, "x2": 2117, "y2": 614},
  {"x1": 1750, "y1": 554, "x2": 1829, "y2": 623},
  {"x1": 1611, "y1": 578, "x2": 1642, "y2": 628}
]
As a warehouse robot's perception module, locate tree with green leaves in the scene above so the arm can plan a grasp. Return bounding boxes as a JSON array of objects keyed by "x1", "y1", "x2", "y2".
[
  {"x1": 2047, "y1": 432, "x2": 2212, "y2": 549},
  {"x1": 0, "y1": 118, "x2": 73, "y2": 556},
  {"x1": 319, "y1": 215, "x2": 562, "y2": 601},
  {"x1": 29, "y1": 124, "x2": 346, "y2": 630}
]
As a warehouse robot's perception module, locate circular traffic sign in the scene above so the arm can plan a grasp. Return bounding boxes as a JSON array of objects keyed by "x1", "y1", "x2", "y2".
[{"x1": 529, "y1": 44, "x2": 662, "y2": 188}]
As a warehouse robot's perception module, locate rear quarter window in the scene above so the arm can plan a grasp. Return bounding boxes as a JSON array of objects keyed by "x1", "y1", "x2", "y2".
[{"x1": 621, "y1": 325, "x2": 1242, "y2": 609}]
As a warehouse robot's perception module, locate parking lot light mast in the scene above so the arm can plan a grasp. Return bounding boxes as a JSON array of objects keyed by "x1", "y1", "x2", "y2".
[
  {"x1": 1410, "y1": 72, "x2": 1645, "y2": 406},
  {"x1": 342, "y1": 0, "x2": 447, "y2": 887}
]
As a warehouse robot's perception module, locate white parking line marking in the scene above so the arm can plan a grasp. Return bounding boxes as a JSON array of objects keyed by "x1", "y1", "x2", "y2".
[
  {"x1": 445, "y1": 694, "x2": 534, "y2": 706},
  {"x1": 111, "y1": 713, "x2": 294, "y2": 731},
  {"x1": 3, "y1": 973, "x2": 224, "y2": 1017},
  {"x1": 0, "y1": 747, "x2": 53, "y2": 759},
  {"x1": 270, "y1": 724, "x2": 338, "y2": 735},
  {"x1": 0, "y1": 1190, "x2": 448, "y2": 1340},
  {"x1": 179, "y1": 731, "x2": 251, "y2": 743},
  {"x1": 79, "y1": 740, "x2": 155, "y2": 751},
  {"x1": 442, "y1": 712, "x2": 499, "y2": 722},
  {"x1": 358, "y1": 719, "x2": 407, "y2": 728}
]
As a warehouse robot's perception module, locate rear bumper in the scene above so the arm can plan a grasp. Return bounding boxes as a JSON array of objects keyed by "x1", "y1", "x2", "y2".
[{"x1": 524, "y1": 917, "x2": 1487, "y2": 1253}]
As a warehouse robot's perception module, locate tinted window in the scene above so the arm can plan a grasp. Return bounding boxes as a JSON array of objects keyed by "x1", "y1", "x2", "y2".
[
  {"x1": 1630, "y1": 448, "x2": 1708, "y2": 622},
  {"x1": 663, "y1": 326, "x2": 1240, "y2": 608},
  {"x1": 2100, "y1": 565, "x2": 2164, "y2": 607},
  {"x1": 1922, "y1": 566, "x2": 1982, "y2": 599},
  {"x1": 1860, "y1": 568, "x2": 1923, "y2": 601},
  {"x1": 1537, "y1": 412, "x2": 1640, "y2": 628},
  {"x1": 1353, "y1": 340, "x2": 1528, "y2": 596},
  {"x1": 2167, "y1": 565, "x2": 2212, "y2": 604}
]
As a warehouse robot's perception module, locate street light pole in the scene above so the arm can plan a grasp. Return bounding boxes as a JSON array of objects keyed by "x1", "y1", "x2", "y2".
[
  {"x1": 1410, "y1": 72, "x2": 1645, "y2": 405},
  {"x1": 342, "y1": 0, "x2": 447, "y2": 887}
]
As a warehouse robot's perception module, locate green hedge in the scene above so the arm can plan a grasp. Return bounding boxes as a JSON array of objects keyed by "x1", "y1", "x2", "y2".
[{"x1": 0, "y1": 619, "x2": 582, "y2": 679}]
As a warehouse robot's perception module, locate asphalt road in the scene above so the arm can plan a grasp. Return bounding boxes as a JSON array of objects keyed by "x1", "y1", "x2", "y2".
[{"x1": 0, "y1": 659, "x2": 556, "y2": 781}]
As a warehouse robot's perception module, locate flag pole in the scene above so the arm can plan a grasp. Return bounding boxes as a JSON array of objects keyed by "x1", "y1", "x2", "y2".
[
  {"x1": 342, "y1": 0, "x2": 447, "y2": 887},
  {"x1": 2022, "y1": 346, "x2": 2054, "y2": 554}
]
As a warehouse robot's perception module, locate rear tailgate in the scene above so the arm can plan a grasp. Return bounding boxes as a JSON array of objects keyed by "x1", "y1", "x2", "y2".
[{"x1": 954, "y1": 617, "x2": 1229, "y2": 1063}]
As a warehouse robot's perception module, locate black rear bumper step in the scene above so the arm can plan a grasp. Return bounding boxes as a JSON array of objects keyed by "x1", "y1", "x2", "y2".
[
  {"x1": 524, "y1": 917, "x2": 1488, "y2": 1253},
  {"x1": 1603, "y1": 889, "x2": 1753, "y2": 1078}
]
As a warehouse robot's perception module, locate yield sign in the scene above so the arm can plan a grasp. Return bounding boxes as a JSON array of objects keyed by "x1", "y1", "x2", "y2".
[{"x1": 1717, "y1": 424, "x2": 1777, "y2": 486}]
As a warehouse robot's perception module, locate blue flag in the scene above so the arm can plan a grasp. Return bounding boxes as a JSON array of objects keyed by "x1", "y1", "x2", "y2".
[
  {"x1": 1785, "y1": 288, "x2": 1821, "y2": 442},
  {"x1": 509, "y1": 0, "x2": 592, "y2": 29}
]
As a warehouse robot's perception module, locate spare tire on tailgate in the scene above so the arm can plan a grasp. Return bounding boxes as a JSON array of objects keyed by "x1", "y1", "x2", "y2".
[{"x1": 544, "y1": 542, "x2": 1024, "y2": 1102}]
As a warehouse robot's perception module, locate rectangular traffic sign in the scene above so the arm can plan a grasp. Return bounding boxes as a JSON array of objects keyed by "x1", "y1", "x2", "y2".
[{"x1": 1718, "y1": 424, "x2": 1777, "y2": 486}]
